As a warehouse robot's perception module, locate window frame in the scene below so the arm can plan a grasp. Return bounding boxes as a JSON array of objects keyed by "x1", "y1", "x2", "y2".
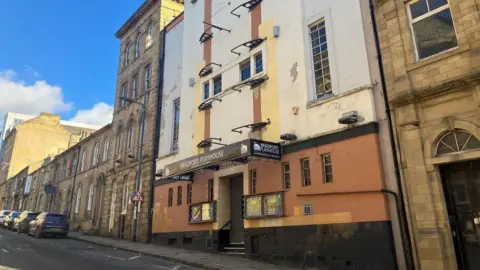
[
  {"x1": 126, "y1": 123, "x2": 134, "y2": 151},
  {"x1": 124, "y1": 45, "x2": 130, "y2": 67},
  {"x1": 172, "y1": 98, "x2": 180, "y2": 152},
  {"x1": 187, "y1": 184, "x2": 192, "y2": 204},
  {"x1": 144, "y1": 65, "x2": 151, "y2": 90},
  {"x1": 250, "y1": 170, "x2": 257, "y2": 195},
  {"x1": 301, "y1": 158, "x2": 311, "y2": 186},
  {"x1": 92, "y1": 142, "x2": 99, "y2": 166},
  {"x1": 146, "y1": 23, "x2": 154, "y2": 48},
  {"x1": 168, "y1": 188, "x2": 173, "y2": 207},
  {"x1": 121, "y1": 181, "x2": 128, "y2": 214},
  {"x1": 254, "y1": 52, "x2": 263, "y2": 74},
  {"x1": 103, "y1": 137, "x2": 109, "y2": 162},
  {"x1": 80, "y1": 149, "x2": 87, "y2": 172},
  {"x1": 208, "y1": 179, "x2": 214, "y2": 202},
  {"x1": 213, "y1": 75, "x2": 222, "y2": 95},
  {"x1": 87, "y1": 182, "x2": 94, "y2": 211},
  {"x1": 240, "y1": 59, "x2": 251, "y2": 81},
  {"x1": 322, "y1": 153, "x2": 333, "y2": 183},
  {"x1": 177, "y1": 186, "x2": 182, "y2": 206},
  {"x1": 132, "y1": 74, "x2": 139, "y2": 99},
  {"x1": 406, "y1": 0, "x2": 458, "y2": 61},
  {"x1": 203, "y1": 81, "x2": 210, "y2": 100},
  {"x1": 308, "y1": 18, "x2": 332, "y2": 100},
  {"x1": 282, "y1": 162, "x2": 291, "y2": 189},
  {"x1": 135, "y1": 35, "x2": 141, "y2": 58},
  {"x1": 75, "y1": 187, "x2": 82, "y2": 214}
]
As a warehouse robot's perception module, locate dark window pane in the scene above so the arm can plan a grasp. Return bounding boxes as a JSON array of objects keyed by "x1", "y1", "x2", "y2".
[
  {"x1": 213, "y1": 76, "x2": 222, "y2": 95},
  {"x1": 410, "y1": 0, "x2": 428, "y2": 19},
  {"x1": 413, "y1": 8, "x2": 458, "y2": 59},
  {"x1": 203, "y1": 82, "x2": 210, "y2": 100},
  {"x1": 428, "y1": 0, "x2": 448, "y2": 10},
  {"x1": 320, "y1": 35, "x2": 327, "y2": 44}
]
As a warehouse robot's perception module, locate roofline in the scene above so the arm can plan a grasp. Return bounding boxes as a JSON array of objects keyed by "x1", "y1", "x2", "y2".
[
  {"x1": 166, "y1": 12, "x2": 184, "y2": 32},
  {"x1": 115, "y1": 0, "x2": 159, "y2": 38}
]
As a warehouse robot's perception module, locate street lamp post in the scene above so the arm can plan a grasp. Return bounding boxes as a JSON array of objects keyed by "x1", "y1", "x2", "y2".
[{"x1": 119, "y1": 96, "x2": 146, "y2": 243}]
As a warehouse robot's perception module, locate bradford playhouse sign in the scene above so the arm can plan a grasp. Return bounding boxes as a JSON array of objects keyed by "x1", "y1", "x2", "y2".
[{"x1": 163, "y1": 139, "x2": 281, "y2": 178}]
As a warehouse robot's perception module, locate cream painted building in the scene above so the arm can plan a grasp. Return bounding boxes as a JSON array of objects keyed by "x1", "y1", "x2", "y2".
[
  {"x1": 153, "y1": 1, "x2": 406, "y2": 269},
  {"x1": 374, "y1": 0, "x2": 480, "y2": 269}
]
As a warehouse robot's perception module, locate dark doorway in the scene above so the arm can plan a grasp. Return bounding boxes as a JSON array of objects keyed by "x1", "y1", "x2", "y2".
[
  {"x1": 440, "y1": 160, "x2": 480, "y2": 270},
  {"x1": 230, "y1": 176, "x2": 244, "y2": 243}
]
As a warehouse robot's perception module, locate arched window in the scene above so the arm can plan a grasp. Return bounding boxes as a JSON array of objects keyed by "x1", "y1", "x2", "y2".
[
  {"x1": 62, "y1": 160, "x2": 67, "y2": 179},
  {"x1": 135, "y1": 34, "x2": 141, "y2": 58},
  {"x1": 126, "y1": 123, "x2": 134, "y2": 151},
  {"x1": 436, "y1": 129, "x2": 480, "y2": 156},
  {"x1": 75, "y1": 187, "x2": 82, "y2": 214},
  {"x1": 121, "y1": 176, "x2": 129, "y2": 214},
  {"x1": 115, "y1": 128, "x2": 123, "y2": 155},
  {"x1": 92, "y1": 143, "x2": 99, "y2": 166},
  {"x1": 103, "y1": 137, "x2": 109, "y2": 162},
  {"x1": 80, "y1": 148, "x2": 87, "y2": 171},
  {"x1": 70, "y1": 154, "x2": 78, "y2": 176},
  {"x1": 132, "y1": 74, "x2": 138, "y2": 98},
  {"x1": 87, "y1": 183, "x2": 94, "y2": 211},
  {"x1": 146, "y1": 23, "x2": 153, "y2": 48},
  {"x1": 124, "y1": 45, "x2": 130, "y2": 67}
]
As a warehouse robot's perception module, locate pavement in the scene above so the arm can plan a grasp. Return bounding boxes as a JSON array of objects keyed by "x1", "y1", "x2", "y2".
[
  {"x1": 0, "y1": 229, "x2": 197, "y2": 270},
  {"x1": 68, "y1": 232, "x2": 301, "y2": 270}
]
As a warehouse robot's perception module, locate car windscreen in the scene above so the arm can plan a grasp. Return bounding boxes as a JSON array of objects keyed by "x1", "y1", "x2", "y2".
[
  {"x1": 27, "y1": 213, "x2": 40, "y2": 218},
  {"x1": 2, "y1": 211, "x2": 10, "y2": 216},
  {"x1": 46, "y1": 214, "x2": 67, "y2": 223}
]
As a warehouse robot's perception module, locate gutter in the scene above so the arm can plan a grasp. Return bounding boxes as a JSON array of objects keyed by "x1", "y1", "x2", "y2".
[
  {"x1": 368, "y1": 1, "x2": 415, "y2": 269},
  {"x1": 147, "y1": 27, "x2": 167, "y2": 243}
]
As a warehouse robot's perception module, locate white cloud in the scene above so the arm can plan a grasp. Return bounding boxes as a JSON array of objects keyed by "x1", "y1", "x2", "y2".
[
  {"x1": 0, "y1": 69, "x2": 72, "y2": 117},
  {"x1": 69, "y1": 102, "x2": 113, "y2": 126}
]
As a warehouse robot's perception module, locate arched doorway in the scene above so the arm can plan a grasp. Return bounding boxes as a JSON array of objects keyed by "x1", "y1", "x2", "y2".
[
  {"x1": 92, "y1": 175, "x2": 106, "y2": 228},
  {"x1": 437, "y1": 129, "x2": 480, "y2": 269}
]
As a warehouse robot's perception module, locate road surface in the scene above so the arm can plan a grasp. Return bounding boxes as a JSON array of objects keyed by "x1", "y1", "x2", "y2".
[{"x1": 0, "y1": 229, "x2": 199, "y2": 270}]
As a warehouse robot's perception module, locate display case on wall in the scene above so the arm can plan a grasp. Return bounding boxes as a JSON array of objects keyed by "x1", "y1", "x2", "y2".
[
  {"x1": 244, "y1": 192, "x2": 284, "y2": 219},
  {"x1": 188, "y1": 201, "x2": 217, "y2": 223}
]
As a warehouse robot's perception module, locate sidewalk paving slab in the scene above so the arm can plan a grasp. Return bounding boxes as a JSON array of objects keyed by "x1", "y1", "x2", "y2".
[{"x1": 68, "y1": 232, "x2": 301, "y2": 270}]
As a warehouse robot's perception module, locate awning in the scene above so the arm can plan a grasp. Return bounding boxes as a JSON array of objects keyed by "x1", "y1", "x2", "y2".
[{"x1": 163, "y1": 139, "x2": 281, "y2": 179}]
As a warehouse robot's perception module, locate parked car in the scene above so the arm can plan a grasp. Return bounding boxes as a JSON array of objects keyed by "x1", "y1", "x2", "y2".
[
  {"x1": 0, "y1": 210, "x2": 11, "y2": 227},
  {"x1": 13, "y1": 211, "x2": 41, "y2": 233},
  {"x1": 28, "y1": 212, "x2": 69, "y2": 238},
  {"x1": 3, "y1": 211, "x2": 20, "y2": 230}
]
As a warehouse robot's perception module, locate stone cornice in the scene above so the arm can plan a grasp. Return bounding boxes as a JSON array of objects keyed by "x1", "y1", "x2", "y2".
[
  {"x1": 389, "y1": 70, "x2": 480, "y2": 107},
  {"x1": 115, "y1": 0, "x2": 159, "y2": 39}
]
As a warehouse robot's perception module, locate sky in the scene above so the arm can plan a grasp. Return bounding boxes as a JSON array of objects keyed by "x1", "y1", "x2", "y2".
[{"x1": 0, "y1": 0, "x2": 144, "y2": 127}]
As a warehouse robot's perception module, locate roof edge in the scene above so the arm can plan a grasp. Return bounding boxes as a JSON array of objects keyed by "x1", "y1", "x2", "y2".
[{"x1": 115, "y1": 0, "x2": 159, "y2": 39}]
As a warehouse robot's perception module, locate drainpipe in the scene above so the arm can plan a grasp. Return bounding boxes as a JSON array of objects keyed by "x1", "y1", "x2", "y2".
[
  {"x1": 368, "y1": 1, "x2": 415, "y2": 269},
  {"x1": 147, "y1": 28, "x2": 167, "y2": 243}
]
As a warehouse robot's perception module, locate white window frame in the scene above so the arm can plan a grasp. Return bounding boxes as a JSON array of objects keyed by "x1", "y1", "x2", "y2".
[
  {"x1": 135, "y1": 35, "x2": 141, "y2": 58},
  {"x1": 124, "y1": 45, "x2": 130, "y2": 67},
  {"x1": 126, "y1": 124, "x2": 133, "y2": 151},
  {"x1": 103, "y1": 137, "x2": 109, "y2": 161},
  {"x1": 87, "y1": 183, "x2": 94, "y2": 211},
  {"x1": 80, "y1": 149, "x2": 87, "y2": 171},
  {"x1": 303, "y1": 9, "x2": 338, "y2": 102},
  {"x1": 121, "y1": 182, "x2": 128, "y2": 214},
  {"x1": 146, "y1": 24, "x2": 153, "y2": 48},
  {"x1": 132, "y1": 74, "x2": 138, "y2": 98},
  {"x1": 203, "y1": 81, "x2": 210, "y2": 100},
  {"x1": 145, "y1": 65, "x2": 151, "y2": 90},
  {"x1": 75, "y1": 187, "x2": 81, "y2": 214},
  {"x1": 92, "y1": 143, "x2": 99, "y2": 166},
  {"x1": 406, "y1": 0, "x2": 458, "y2": 61},
  {"x1": 121, "y1": 83, "x2": 127, "y2": 106}
]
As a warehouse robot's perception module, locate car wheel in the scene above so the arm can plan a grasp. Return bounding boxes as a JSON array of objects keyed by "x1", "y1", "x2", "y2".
[{"x1": 35, "y1": 229, "x2": 42, "y2": 239}]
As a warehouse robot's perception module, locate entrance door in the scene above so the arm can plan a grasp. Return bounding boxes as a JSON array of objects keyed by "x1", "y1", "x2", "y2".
[
  {"x1": 441, "y1": 160, "x2": 480, "y2": 270},
  {"x1": 230, "y1": 176, "x2": 244, "y2": 243}
]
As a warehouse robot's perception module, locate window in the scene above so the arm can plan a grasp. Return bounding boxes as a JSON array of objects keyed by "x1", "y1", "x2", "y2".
[
  {"x1": 87, "y1": 183, "x2": 94, "y2": 211},
  {"x1": 62, "y1": 160, "x2": 67, "y2": 179},
  {"x1": 250, "y1": 170, "x2": 257, "y2": 195},
  {"x1": 92, "y1": 143, "x2": 99, "y2": 166},
  {"x1": 203, "y1": 81, "x2": 210, "y2": 100},
  {"x1": 172, "y1": 98, "x2": 180, "y2": 151},
  {"x1": 135, "y1": 35, "x2": 141, "y2": 58},
  {"x1": 282, "y1": 162, "x2": 291, "y2": 189},
  {"x1": 322, "y1": 153, "x2": 333, "y2": 183},
  {"x1": 255, "y1": 53, "x2": 263, "y2": 74},
  {"x1": 115, "y1": 129, "x2": 122, "y2": 154},
  {"x1": 240, "y1": 60, "x2": 251, "y2": 81},
  {"x1": 132, "y1": 74, "x2": 138, "y2": 98},
  {"x1": 80, "y1": 149, "x2": 87, "y2": 172},
  {"x1": 168, "y1": 188, "x2": 173, "y2": 207},
  {"x1": 146, "y1": 23, "x2": 153, "y2": 48},
  {"x1": 122, "y1": 181, "x2": 128, "y2": 213},
  {"x1": 407, "y1": 0, "x2": 457, "y2": 60},
  {"x1": 309, "y1": 19, "x2": 332, "y2": 99},
  {"x1": 436, "y1": 129, "x2": 480, "y2": 155},
  {"x1": 103, "y1": 137, "x2": 109, "y2": 162},
  {"x1": 208, "y1": 179, "x2": 214, "y2": 202},
  {"x1": 177, "y1": 186, "x2": 182, "y2": 206},
  {"x1": 301, "y1": 158, "x2": 311, "y2": 186},
  {"x1": 145, "y1": 65, "x2": 151, "y2": 90},
  {"x1": 213, "y1": 75, "x2": 222, "y2": 95},
  {"x1": 126, "y1": 123, "x2": 133, "y2": 151},
  {"x1": 70, "y1": 154, "x2": 78, "y2": 176},
  {"x1": 121, "y1": 83, "x2": 127, "y2": 106},
  {"x1": 124, "y1": 45, "x2": 130, "y2": 67},
  {"x1": 187, "y1": 184, "x2": 192, "y2": 204},
  {"x1": 75, "y1": 187, "x2": 81, "y2": 214}
]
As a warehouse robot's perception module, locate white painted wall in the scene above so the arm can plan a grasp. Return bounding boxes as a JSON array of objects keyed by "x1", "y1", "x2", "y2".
[
  {"x1": 156, "y1": 0, "x2": 379, "y2": 170},
  {"x1": 158, "y1": 20, "x2": 184, "y2": 158}
]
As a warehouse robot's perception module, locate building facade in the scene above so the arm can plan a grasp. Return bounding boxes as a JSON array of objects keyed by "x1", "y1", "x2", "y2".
[
  {"x1": 152, "y1": 0, "x2": 405, "y2": 269},
  {"x1": 374, "y1": 0, "x2": 480, "y2": 269}
]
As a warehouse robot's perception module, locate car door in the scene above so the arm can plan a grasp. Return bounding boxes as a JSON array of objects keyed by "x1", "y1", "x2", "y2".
[{"x1": 30, "y1": 214, "x2": 43, "y2": 234}]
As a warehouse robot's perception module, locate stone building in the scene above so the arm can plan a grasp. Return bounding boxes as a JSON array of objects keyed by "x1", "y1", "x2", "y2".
[
  {"x1": 101, "y1": 0, "x2": 184, "y2": 241},
  {"x1": 152, "y1": 0, "x2": 404, "y2": 269},
  {"x1": 374, "y1": 0, "x2": 480, "y2": 269},
  {"x1": 0, "y1": 113, "x2": 97, "y2": 202}
]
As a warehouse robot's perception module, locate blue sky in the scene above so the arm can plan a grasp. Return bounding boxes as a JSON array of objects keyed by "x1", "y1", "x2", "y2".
[{"x1": 0, "y1": 0, "x2": 144, "y2": 125}]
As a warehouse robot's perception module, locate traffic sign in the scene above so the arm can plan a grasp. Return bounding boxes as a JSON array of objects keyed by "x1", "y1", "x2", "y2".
[{"x1": 131, "y1": 191, "x2": 144, "y2": 202}]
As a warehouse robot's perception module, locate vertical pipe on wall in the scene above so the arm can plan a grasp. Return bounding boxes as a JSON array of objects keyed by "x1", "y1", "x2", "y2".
[
  {"x1": 147, "y1": 27, "x2": 167, "y2": 243},
  {"x1": 368, "y1": 1, "x2": 415, "y2": 269}
]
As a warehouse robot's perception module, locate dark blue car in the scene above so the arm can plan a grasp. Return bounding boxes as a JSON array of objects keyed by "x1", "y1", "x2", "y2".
[{"x1": 28, "y1": 212, "x2": 69, "y2": 238}]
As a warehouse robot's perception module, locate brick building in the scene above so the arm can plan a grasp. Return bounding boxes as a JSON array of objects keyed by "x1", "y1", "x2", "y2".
[{"x1": 374, "y1": 0, "x2": 480, "y2": 269}]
